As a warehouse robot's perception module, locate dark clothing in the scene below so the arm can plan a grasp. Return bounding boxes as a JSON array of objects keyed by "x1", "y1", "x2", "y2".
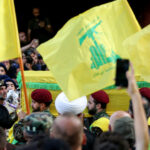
[
  {"x1": 92, "y1": 110, "x2": 109, "y2": 122},
  {"x1": 89, "y1": 110, "x2": 110, "y2": 135},
  {"x1": 6, "y1": 142, "x2": 16, "y2": 150},
  {"x1": 28, "y1": 16, "x2": 52, "y2": 43},
  {"x1": 20, "y1": 41, "x2": 30, "y2": 47},
  {"x1": 84, "y1": 110, "x2": 109, "y2": 130},
  {"x1": 82, "y1": 129, "x2": 95, "y2": 150},
  {"x1": 12, "y1": 109, "x2": 53, "y2": 145},
  {"x1": 43, "y1": 109, "x2": 55, "y2": 119}
]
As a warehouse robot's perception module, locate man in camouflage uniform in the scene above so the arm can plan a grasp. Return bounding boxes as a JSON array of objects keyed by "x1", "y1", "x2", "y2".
[
  {"x1": 15, "y1": 112, "x2": 53, "y2": 144},
  {"x1": 12, "y1": 89, "x2": 53, "y2": 145},
  {"x1": 87, "y1": 90, "x2": 110, "y2": 135},
  {"x1": 18, "y1": 89, "x2": 53, "y2": 119}
]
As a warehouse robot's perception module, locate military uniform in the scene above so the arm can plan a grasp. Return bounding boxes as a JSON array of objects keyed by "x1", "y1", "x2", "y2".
[
  {"x1": 11, "y1": 110, "x2": 54, "y2": 145},
  {"x1": 43, "y1": 109, "x2": 55, "y2": 119},
  {"x1": 9, "y1": 89, "x2": 54, "y2": 144},
  {"x1": 88, "y1": 90, "x2": 110, "y2": 135},
  {"x1": 90, "y1": 110, "x2": 109, "y2": 132},
  {"x1": 23, "y1": 112, "x2": 53, "y2": 136}
]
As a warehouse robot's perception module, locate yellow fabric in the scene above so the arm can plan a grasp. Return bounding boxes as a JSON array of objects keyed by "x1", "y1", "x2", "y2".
[
  {"x1": 22, "y1": 71, "x2": 57, "y2": 83},
  {"x1": 90, "y1": 117, "x2": 110, "y2": 132},
  {"x1": 20, "y1": 71, "x2": 130, "y2": 117},
  {"x1": 37, "y1": 0, "x2": 140, "y2": 100},
  {"x1": 148, "y1": 117, "x2": 150, "y2": 126},
  {"x1": 105, "y1": 89, "x2": 130, "y2": 116},
  {"x1": 7, "y1": 108, "x2": 20, "y2": 143},
  {"x1": 0, "y1": 0, "x2": 21, "y2": 61},
  {"x1": 123, "y1": 24, "x2": 150, "y2": 82},
  {"x1": 7, "y1": 120, "x2": 19, "y2": 143}
]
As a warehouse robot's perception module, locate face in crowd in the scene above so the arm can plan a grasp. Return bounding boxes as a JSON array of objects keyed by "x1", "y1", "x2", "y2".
[
  {"x1": 31, "y1": 99, "x2": 41, "y2": 112},
  {"x1": 32, "y1": 8, "x2": 40, "y2": 17},
  {"x1": 87, "y1": 95, "x2": 97, "y2": 115},
  {"x1": 2, "y1": 61, "x2": 10, "y2": 70},
  {"x1": 0, "y1": 85, "x2": 7, "y2": 100},
  {"x1": 6, "y1": 81, "x2": 16, "y2": 91},
  {"x1": 0, "y1": 67, "x2": 6, "y2": 75},
  {"x1": 19, "y1": 32, "x2": 27, "y2": 43}
]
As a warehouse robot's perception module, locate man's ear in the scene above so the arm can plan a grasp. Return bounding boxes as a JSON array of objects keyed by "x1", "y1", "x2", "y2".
[
  {"x1": 40, "y1": 103, "x2": 46, "y2": 110},
  {"x1": 96, "y1": 103, "x2": 101, "y2": 110}
]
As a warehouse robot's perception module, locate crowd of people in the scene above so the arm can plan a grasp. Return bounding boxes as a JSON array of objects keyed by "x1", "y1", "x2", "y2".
[
  {"x1": 0, "y1": 62, "x2": 149, "y2": 150},
  {"x1": 0, "y1": 6, "x2": 149, "y2": 150}
]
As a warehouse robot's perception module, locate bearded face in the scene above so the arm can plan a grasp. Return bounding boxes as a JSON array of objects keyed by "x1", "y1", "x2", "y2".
[
  {"x1": 31, "y1": 99, "x2": 41, "y2": 112},
  {"x1": 87, "y1": 96, "x2": 97, "y2": 115}
]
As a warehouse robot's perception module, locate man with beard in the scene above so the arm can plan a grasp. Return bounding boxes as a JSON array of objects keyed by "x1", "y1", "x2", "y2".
[
  {"x1": 129, "y1": 87, "x2": 150, "y2": 135},
  {"x1": 22, "y1": 112, "x2": 53, "y2": 144},
  {"x1": 12, "y1": 89, "x2": 53, "y2": 145},
  {"x1": 129, "y1": 87, "x2": 150, "y2": 119},
  {"x1": 31, "y1": 89, "x2": 52, "y2": 113},
  {"x1": 87, "y1": 90, "x2": 110, "y2": 135},
  {"x1": 0, "y1": 79, "x2": 7, "y2": 105},
  {"x1": 18, "y1": 89, "x2": 53, "y2": 120}
]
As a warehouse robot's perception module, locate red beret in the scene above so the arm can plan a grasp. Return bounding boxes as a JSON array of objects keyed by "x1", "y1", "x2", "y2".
[
  {"x1": 31, "y1": 89, "x2": 52, "y2": 103},
  {"x1": 139, "y1": 87, "x2": 150, "y2": 101},
  {"x1": 91, "y1": 90, "x2": 109, "y2": 104}
]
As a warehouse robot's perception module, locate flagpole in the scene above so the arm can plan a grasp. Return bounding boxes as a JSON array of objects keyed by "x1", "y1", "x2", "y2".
[
  {"x1": 18, "y1": 57, "x2": 30, "y2": 114},
  {"x1": 6, "y1": 0, "x2": 30, "y2": 114}
]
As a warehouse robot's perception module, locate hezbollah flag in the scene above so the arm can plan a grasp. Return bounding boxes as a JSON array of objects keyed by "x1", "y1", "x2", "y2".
[
  {"x1": 38, "y1": 0, "x2": 141, "y2": 100},
  {"x1": 0, "y1": 0, "x2": 21, "y2": 61},
  {"x1": 123, "y1": 24, "x2": 150, "y2": 82}
]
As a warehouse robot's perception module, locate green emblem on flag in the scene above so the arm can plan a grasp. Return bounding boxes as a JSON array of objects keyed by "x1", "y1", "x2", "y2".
[{"x1": 79, "y1": 20, "x2": 120, "y2": 70}]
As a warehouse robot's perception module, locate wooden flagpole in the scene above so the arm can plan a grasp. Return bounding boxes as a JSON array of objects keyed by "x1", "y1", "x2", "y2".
[
  {"x1": 18, "y1": 57, "x2": 30, "y2": 114},
  {"x1": 9, "y1": 0, "x2": 30, "y2": 114}
]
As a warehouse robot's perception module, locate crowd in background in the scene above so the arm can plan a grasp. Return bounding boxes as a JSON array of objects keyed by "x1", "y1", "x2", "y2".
[{"x1": 0, "y1": 7, "x2": 52, "y2": 106}]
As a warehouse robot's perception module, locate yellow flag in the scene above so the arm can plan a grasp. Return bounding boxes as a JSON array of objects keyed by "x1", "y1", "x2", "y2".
[
  {"x1": 123, "y1": 24, "x2": 150, "y2": 82},
  {"x1": 0, "y1": 0, "x2": 21, "y2": 61},
  {"x1": 38, "y1": 0, "x2": 140, "y2": 100}
]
